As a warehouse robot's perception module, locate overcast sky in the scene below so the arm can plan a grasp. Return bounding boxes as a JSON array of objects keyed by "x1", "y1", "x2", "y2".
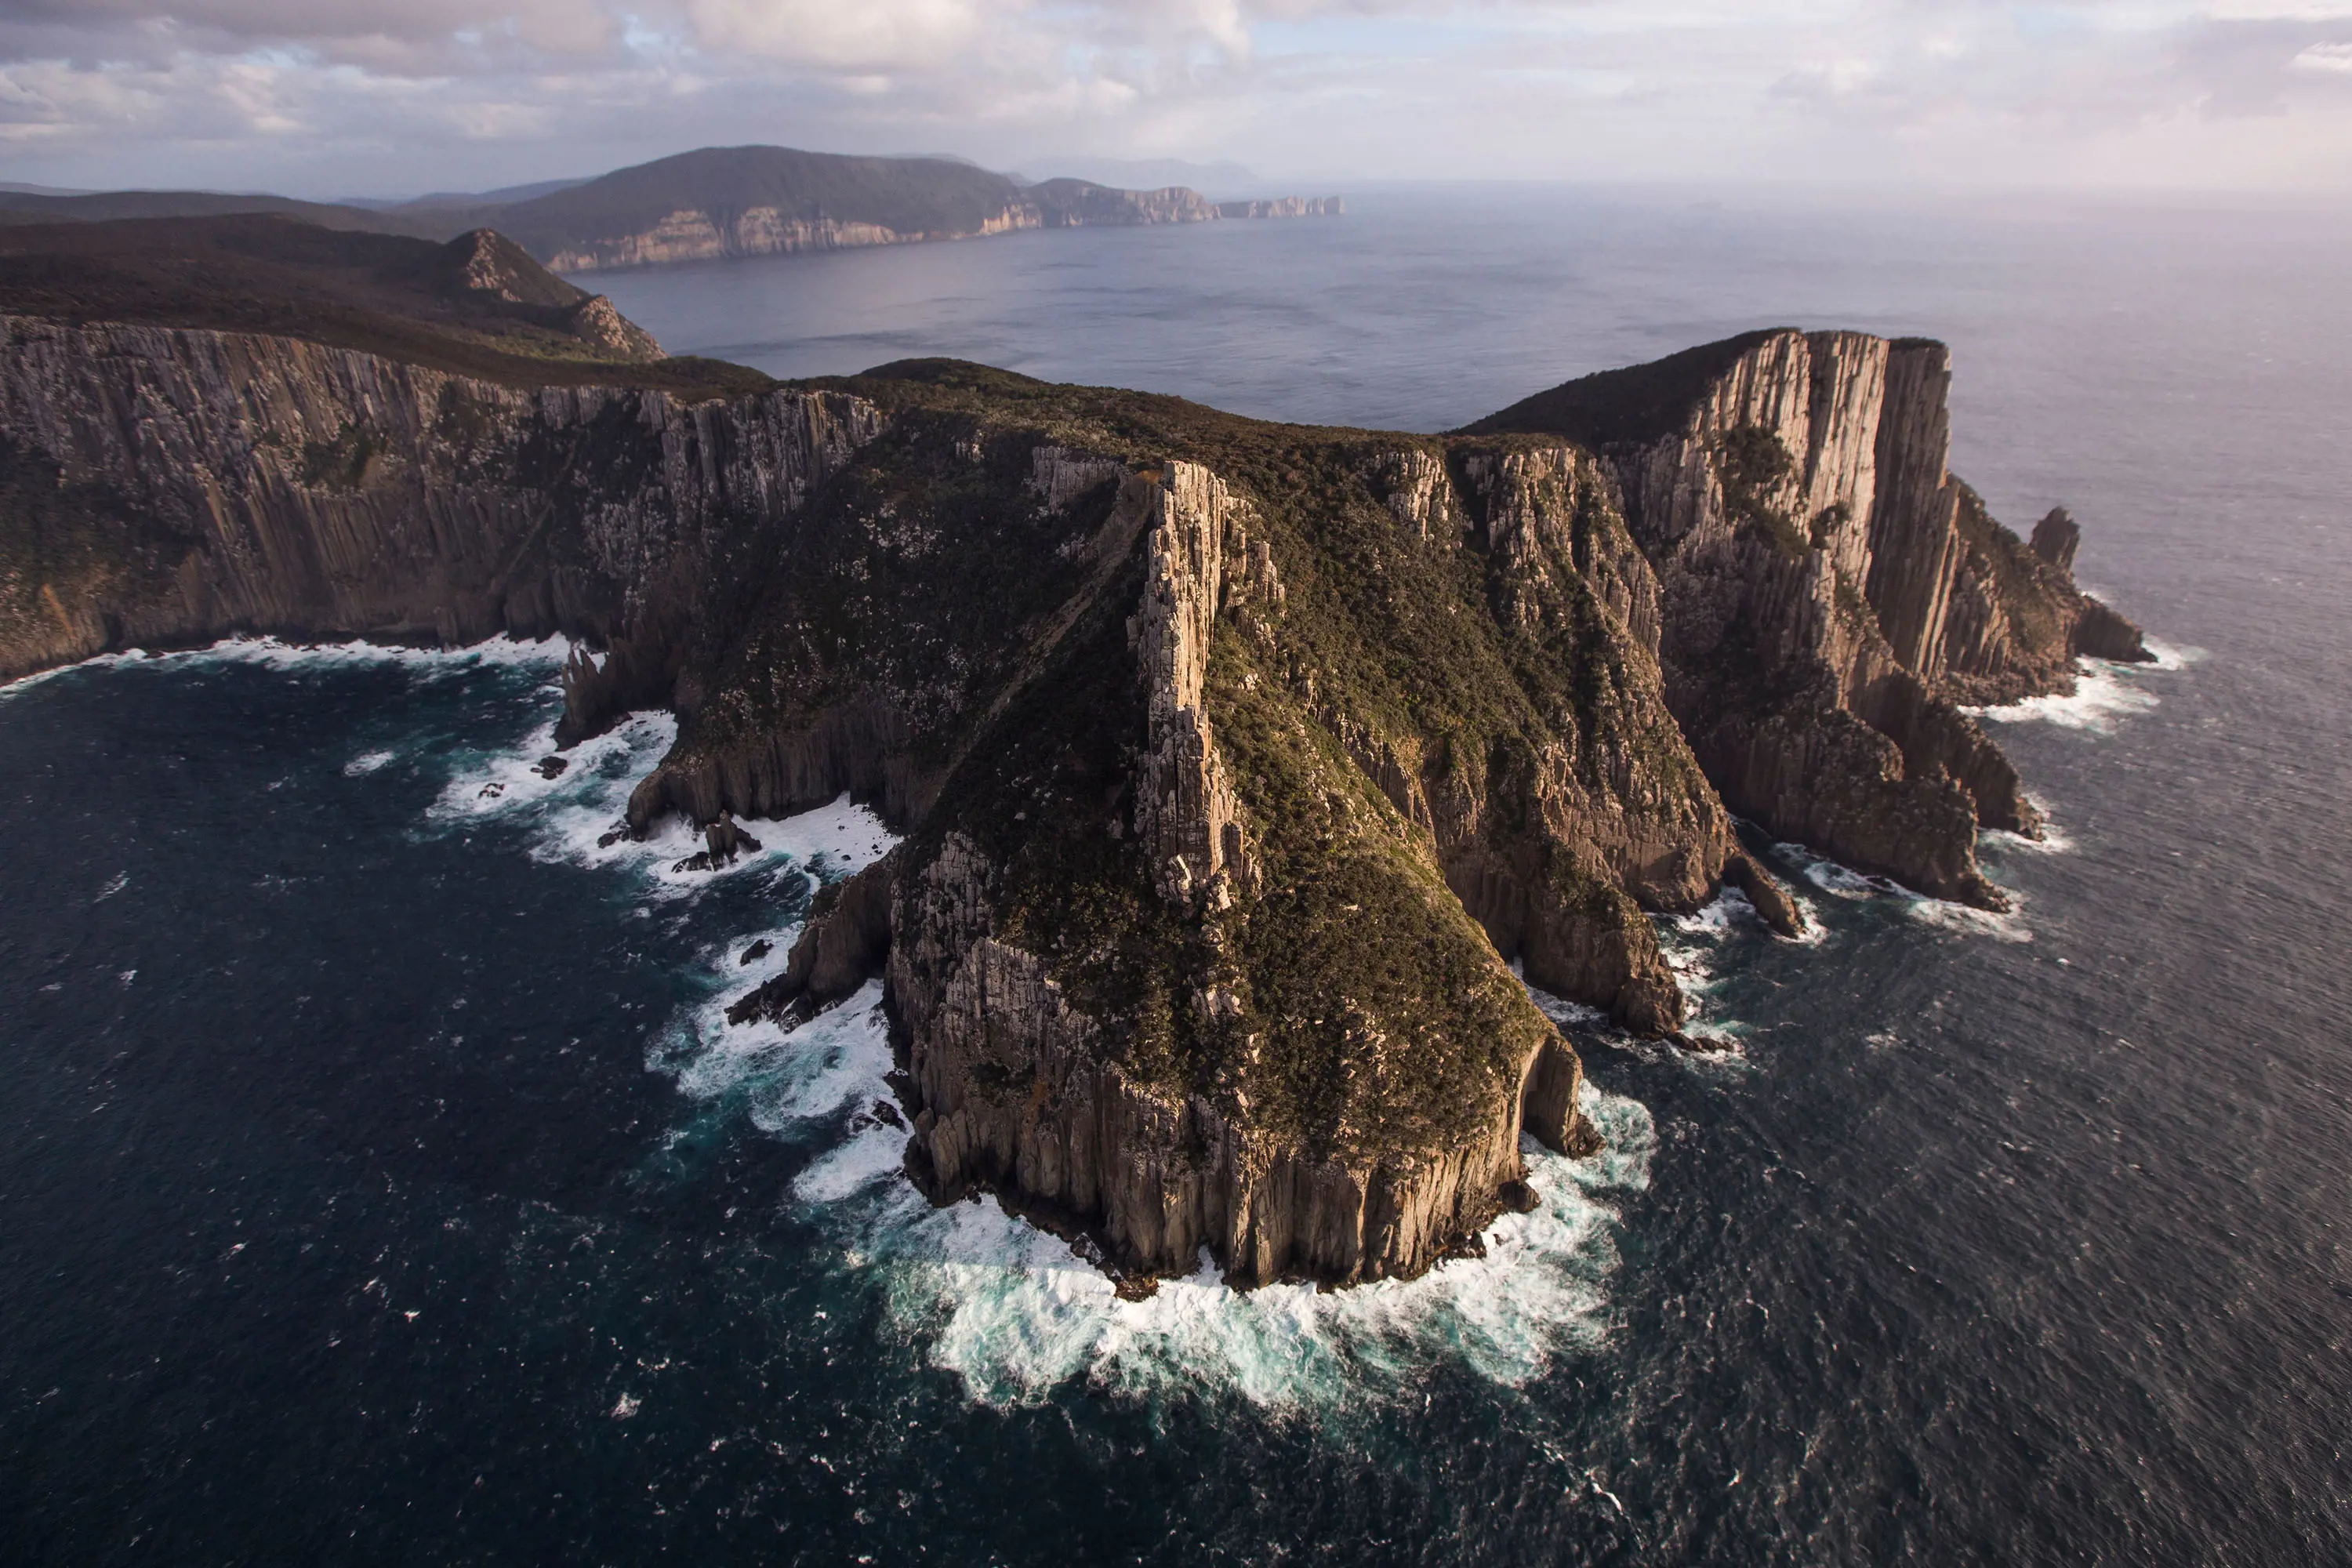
[{"x1": 2, "y1": 1, "x2": 2350, "y2": 198}]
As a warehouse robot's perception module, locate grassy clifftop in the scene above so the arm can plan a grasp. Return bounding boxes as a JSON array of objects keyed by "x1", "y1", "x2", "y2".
[{"x1": 0, "y1": 215, "x2": 766, "y2": 399}]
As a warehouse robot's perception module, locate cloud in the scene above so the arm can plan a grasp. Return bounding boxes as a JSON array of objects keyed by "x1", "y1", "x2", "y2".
[
  {"x1": 684, "y1": 0, "x2": 993, "y2": 71},
  {"x1": 0, "y1": 0, "x2": 622, "y2": 63},
  {"x1": 0, "y1": 0, "x2": 2347, "y2": 194}
]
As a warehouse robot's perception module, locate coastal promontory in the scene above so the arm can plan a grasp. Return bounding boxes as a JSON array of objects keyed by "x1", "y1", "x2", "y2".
[{"x1": 0, "y1": 217, "x2": 2145, "y2": 1290}]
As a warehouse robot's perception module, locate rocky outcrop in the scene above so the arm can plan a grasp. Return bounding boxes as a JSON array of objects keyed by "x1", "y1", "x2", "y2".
[
  {"x1": 563, "y1": 296, "x2": 662, "y2": 363},
  {"x1": 1027, "y1": 181, "x2": 1220, "y2": 227},
  {"x1": 1435, "y1": 443, "x2": 1730, "y2": 1029},
  {"x1": 887, "y1": 826, "x2": 1561, "y2": 1288},
  {"x1": 729, "y1": 853, "x2": 896, "y2": 1029},
  {"x1": 1363, "y1": 448, "x2": 1462, "y2": 541},
  {"x1": 1468, "y1": 327, "x2": 2150, "y2": 906},
  {"x1": 2031, "y1": 506, "x2": 2080, "y2": 573},
  {"x1": 1131, "y1": 464, "x2": 1247, "y2": 903},
  {"x1": 622, "y1": 697, "x2": 924, "y2": 833}
]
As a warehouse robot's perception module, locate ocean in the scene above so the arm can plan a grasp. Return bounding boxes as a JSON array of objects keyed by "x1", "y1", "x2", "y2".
[{"x1": 3, "y1": 187, "x2": 2347, "y2": 1565}]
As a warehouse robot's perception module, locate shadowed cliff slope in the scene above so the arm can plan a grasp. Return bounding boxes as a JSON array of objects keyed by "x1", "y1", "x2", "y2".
[{"x1": 0, "y1": 291, "x2": 2135, "y2": 1290}]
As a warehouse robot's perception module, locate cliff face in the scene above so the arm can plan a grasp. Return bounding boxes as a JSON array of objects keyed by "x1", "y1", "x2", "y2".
[
  {"x1": 616, "y1": 365, "x2": 1802, "y2": 1287},
  {"x1": 1472, "y1": 328, "x2": 2149, "y2": 906},
  {"x1": 544, "y1": 207, "x2": 1038, "y2": 273},
  {"x1": 1, "y1": 319, "x2": 2127, "y2": 1293},
  {"x1": 0, "y1": 314, "x2": 877, "y2": 681},
  {"x1": 866, "y1": 458, "x2": 1602, "y2": 1286}
]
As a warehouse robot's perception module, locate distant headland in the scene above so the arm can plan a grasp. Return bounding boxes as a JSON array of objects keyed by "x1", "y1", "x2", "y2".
[
  {"x1": 0, "y1": 213, "x2": 2143, "y2": 1295},
  {"x1": 0, "y1": 145, "x2": 1344, "y2": 277}
]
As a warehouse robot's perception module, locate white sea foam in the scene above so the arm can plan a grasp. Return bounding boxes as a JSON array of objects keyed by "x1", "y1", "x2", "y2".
[
  {"x1": 343, "y1": 750, "x2": 397, "y2": 776},
  {"x1": 1519, "y1": 972, "x2": 1607, "y2": 1030},
  {"x1": 152, "y1": 633, "x2": 572, "y2": 679},
  {"x1": 1901, "y1": 893, "x2": 2034, "y2": 944},
  {"x1": 1968, "y1": 652, "x2": 2182, "y2": 734},
  {"x1": 430, "y1": 712, "x2": 662, "y2": 837},
  {"x1": 1772, "y1": 840, "x2": 2033, "y2": 944},
  {"x1": 414, "y1": 688, "x2": 1658, "y2": 1414},
  {"x1": 3, "y1": 633, "x2": 573, "y2": 702},
  {"x1": 1983, "y1": 820, "x2": 2074, "y2": 856},
  {"x1": 419, "y1": 697, "x2": 898, "y2": 910},
  {"x1": 663, "y1": 960, "x2": 1656, "y2": 1411},
  {"x1": 1675, "y1": 889, "x2": 1748, "y2": 941},
  {"x1": 0, "y1": 655, "x2": 123, "y2": 701},
  {"x1": 887, "y1": 1085, "x2": 1650, "y2": 1411},
  {"x1": 1655, "y1": 890, "x2": 1765, "y2": 1007}
]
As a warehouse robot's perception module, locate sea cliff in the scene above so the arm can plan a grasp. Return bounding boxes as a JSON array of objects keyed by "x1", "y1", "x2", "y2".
[
  {"x1": 0, "y1": 313, "x2": 2144, "y2": 1290},
  {"x1": 1468, "y1": 328, "x2": 2151, "y2": 905}
]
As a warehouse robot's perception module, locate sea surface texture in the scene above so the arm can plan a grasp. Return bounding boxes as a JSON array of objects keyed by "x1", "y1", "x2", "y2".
[{"x1": 3, "y1": 190, "x2": 2347, "y2": 1566}]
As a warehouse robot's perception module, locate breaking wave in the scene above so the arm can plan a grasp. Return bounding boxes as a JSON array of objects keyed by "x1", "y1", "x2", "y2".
[
  {"x1": 1773, "y1": 841, "x2": 2033, "y2": 944},
  {"x1": 657, "y1": 889, "x2": 1657, "y2": 1413},
  {"x1": 669, "y1": 969, "x2": 1656, "y2": 1411},
  {"x1": 1968, "y1": 650, "x2": 2184, "y2": 734},
  {"x1": 424, "y1": 706, "x2": 893, "y2": 895},
  {"x1": 331, "y1": 642, "x2": 1664, "y2": 1414},
  {"x1": 4, "y1": 633, "x2": 575, "y2": 702}
]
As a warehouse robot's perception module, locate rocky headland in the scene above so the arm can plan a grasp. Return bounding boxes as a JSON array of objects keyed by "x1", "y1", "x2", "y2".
[
  {"x1": 0, "y1": 227, "x2": 2147, "y2": 1291},
  {"x1": 1, "y1": 146, "x2": 1345, "y2": 278}
]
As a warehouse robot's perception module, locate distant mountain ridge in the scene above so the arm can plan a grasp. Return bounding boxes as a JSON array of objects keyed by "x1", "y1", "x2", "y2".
[{"x1": 0, "y1": 146, "x2": 1343, "y2": 275}]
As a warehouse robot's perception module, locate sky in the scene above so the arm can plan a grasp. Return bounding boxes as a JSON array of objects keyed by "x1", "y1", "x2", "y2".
[{"x1": 2, "y1": 1, "x2": 2351, "y2": 199}]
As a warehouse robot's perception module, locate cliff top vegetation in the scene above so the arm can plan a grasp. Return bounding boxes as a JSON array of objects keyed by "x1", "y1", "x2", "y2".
[
  {"x1": 1461, "y1": 328, "x2": 1793, "y2": 448},
  {"x1": 0, "y1": 214, "x2": 768, "y2": 399}
]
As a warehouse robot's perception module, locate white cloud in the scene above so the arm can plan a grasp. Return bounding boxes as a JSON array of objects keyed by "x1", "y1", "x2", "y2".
[
  {"x1": 686, "y1": 0, "x2": 993, "y2": 71},
  {"x1": 0, "y1": 1, "x2": 2347, "y2": 194}
]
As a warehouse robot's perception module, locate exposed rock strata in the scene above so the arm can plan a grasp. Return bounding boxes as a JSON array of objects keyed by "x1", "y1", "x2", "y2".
[
  {"x1": 1468, "y1": 328, "x2": 2150, "y2": 906},
  {"x1": 0, "y1": 314, "x2": 877, "y2": 684},
  {"x1": 546, "y1": 210, "x2": 1029, "y2": 273}
]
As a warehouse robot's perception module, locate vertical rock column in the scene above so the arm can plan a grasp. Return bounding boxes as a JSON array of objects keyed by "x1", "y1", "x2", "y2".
[
  {"x1": 1131, "y1": 463, "x2": 1247, "y2": 904},
  {"x1": 1864, "y1": 340, "x2": 1966, "y2": 677}
]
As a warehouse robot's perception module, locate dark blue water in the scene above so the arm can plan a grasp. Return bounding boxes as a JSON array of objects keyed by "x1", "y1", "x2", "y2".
[{"x1": 5, "y1": 191, "x2": 2350, "y2": 1565}]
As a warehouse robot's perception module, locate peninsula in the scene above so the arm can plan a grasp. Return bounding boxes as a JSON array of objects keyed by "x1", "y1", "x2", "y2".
[
  {"x1": 0, "y1": 216, "x2": 2146, "y2": 1290},
  {"x1": 0, "y1": 146, "x2": 1345, "y2": 276}
]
